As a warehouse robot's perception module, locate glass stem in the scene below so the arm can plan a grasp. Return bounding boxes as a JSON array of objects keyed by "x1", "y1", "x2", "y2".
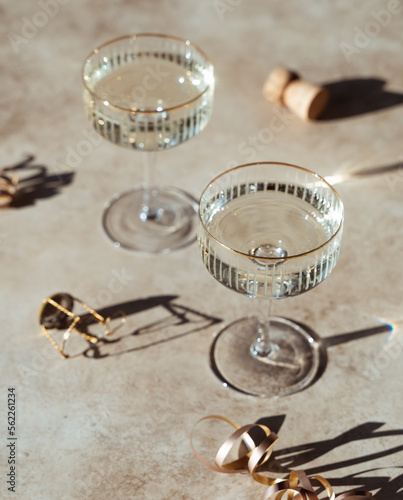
[
  {"x1": 140, "y1": 151, "x2": 158, "y2": 221},
  {"x1": 251, "y1": 299, "x2": 275, "y2": 358}
]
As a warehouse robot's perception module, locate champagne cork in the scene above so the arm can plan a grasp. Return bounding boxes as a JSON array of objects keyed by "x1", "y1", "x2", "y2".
[
  {"x1": 0, "y1": 192, "x2": 13, "y2": 208},
  {"x1": 0, "y1": 172, "x2": 18, "y2": 208},
  {"x1": 262, "y1": 67, "x2": 298, "y2": 105},
  {"x1": 263, "y1": 67, "x2": 329, "y2": 120}
]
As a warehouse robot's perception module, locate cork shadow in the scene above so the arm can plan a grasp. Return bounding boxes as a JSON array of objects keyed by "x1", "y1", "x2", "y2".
[
  {"x1": 82, "y1": 295, "x2": 222, "y2": 358},
  {"x1": 320, "y1": 77, "x2": 403, "y2": 120},
  {"x1": 2, "y1": 154, "x2": 74, "y2": 207}
]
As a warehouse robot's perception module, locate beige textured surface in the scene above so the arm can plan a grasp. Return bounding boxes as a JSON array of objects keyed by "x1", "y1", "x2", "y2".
[{"x1": 1, "y1": 1, "x2": 403, "y2": 499}]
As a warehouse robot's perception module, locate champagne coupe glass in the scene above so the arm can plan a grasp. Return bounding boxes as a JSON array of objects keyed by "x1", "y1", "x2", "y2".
[
  {"x1": 198, "y1": 162, "x2": 343, "y2": 398},
  {"x1": 82, "y1": 34, "x2": 214, "y2": 253}
]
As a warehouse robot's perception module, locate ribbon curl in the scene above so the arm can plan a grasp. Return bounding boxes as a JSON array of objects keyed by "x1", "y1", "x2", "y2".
[
  {"x1": 261, "y1": 470, "x2": 374, "y2": 500},
  {"x1": 191, "y1": 415, "x2": 374, "y2": 500},
  {"x1": 191, "y1": 415, "x2": 278, "y2": 479}
]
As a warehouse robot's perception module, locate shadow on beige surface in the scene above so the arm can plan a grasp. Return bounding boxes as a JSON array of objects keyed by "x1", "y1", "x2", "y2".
[
  {"x1": 254, "y1": 415, "x2": 403, "y2": 498},
  {"x1": 320, "y1": 77, "x2": 403, "y2": 120},
  {"x1": 80, "y1": 295, "x2": 222, "y2": 358},
  {"x1": 1, "y1": 154, "x2": 74, "y2": 207},
  {"x1": 326, "y1": 158, "x2": 403, "y2": 187},
  {"x1": 210, "y1": 320, "x2": 392, "y2": 398}
]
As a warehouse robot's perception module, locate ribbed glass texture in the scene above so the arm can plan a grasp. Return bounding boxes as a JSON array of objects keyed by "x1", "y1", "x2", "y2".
[
  {"x1": 82, "y1": 34, "x2": 214, "y2": 151},
  {"x1": 198, "y1": 163, "x2": 343, "y2": 299}
]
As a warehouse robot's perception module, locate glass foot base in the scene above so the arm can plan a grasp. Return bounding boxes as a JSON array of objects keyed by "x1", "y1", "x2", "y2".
[
  {"x1": 211, "y1": 316, "x2": 322, "y2": 398},
  {"x1": 102, "y1": 186, "x2": 198, "y2": 253}
]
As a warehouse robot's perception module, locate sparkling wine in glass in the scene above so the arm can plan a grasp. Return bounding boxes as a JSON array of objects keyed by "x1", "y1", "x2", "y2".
[
  {"x1": 82, "y1": 34, "x2": 214, "y2": 253},
  {"x1": 198, "y1": 162, "x2": 344, "y2": 398}
]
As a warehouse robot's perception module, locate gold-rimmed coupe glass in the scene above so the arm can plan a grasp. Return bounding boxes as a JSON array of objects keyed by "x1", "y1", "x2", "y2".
[
  {"x1": 82, "y1": 34, "x2": 214, "y2": 253},
  {"x1": 198, "y1": 162, "x2": 344, "y2": 398}
]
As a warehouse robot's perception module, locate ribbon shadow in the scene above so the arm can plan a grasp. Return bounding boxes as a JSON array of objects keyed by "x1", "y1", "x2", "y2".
[{"x1": 256, "y1": 415, "x2": 403, "y2": 498}]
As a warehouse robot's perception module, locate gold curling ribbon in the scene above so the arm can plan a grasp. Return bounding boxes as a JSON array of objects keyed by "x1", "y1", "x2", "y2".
[
  {"x1": 190, "y1": 415, "x2": 278, "y2": 481},
  {"x1": 191, "y1": 415, "x2": 374, "y2": 500},
  {"x1": 39, "y1": 292, "x2": 126, "y2": 359}
]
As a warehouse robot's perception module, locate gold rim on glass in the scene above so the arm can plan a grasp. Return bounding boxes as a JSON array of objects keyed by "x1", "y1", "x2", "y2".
[
  {"x1": 82, "y1": 33, "x2": 214, "y2": 114},
  {"x1": 198, "y1": 161, "x2": 344, "y2": 262}
]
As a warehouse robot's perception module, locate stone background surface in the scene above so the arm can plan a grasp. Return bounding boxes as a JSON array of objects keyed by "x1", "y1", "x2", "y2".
[{"x1": 1, "y1": 1, "x2": 402, "y2": 498}]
